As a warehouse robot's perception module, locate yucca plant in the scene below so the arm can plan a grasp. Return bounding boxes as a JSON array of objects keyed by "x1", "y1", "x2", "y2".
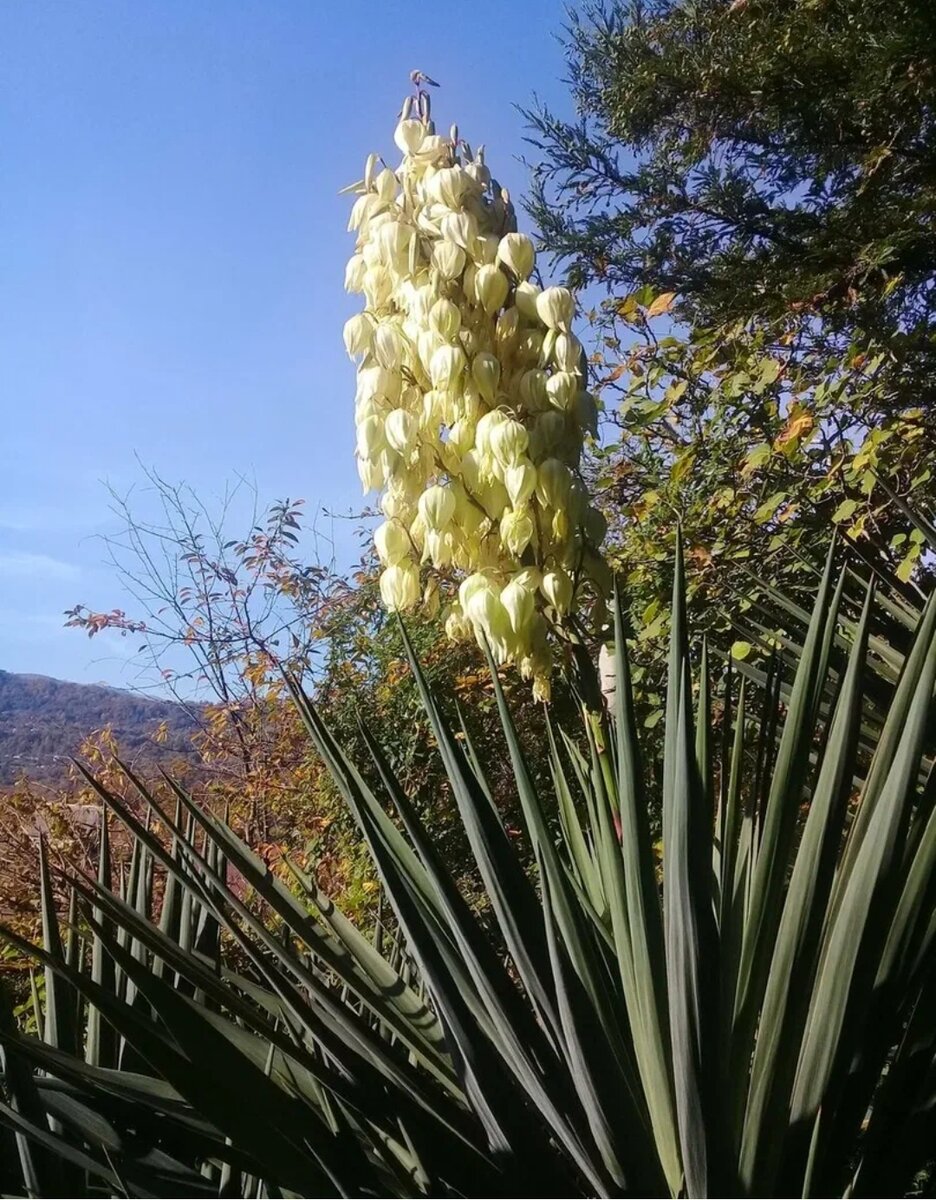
[{"x1": 1, "y1": 547, "x2": 934, "y2": 1198}]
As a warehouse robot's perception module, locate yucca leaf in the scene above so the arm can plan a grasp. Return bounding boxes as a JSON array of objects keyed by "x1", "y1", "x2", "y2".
[
  {"x1": 398, "y1": 625, "x2": 563, "y2": 1040},
  {"x1": 788, "y1": 604, "x2": 936, "y2": 1192},
  {"x1": 740, "y1": 583, "x2": 874, "y2": 1193},
  {"x1": 610, "y1": 588, "x2": 682, "y2": 1194},
  {"x1": 730, "y1": 544, "x2": 839, "y2": 1125}
]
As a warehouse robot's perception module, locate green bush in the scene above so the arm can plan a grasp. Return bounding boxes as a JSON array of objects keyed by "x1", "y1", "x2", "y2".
[{"x1": 1, "y1": 550, "x2": 933, "y2": 1198}]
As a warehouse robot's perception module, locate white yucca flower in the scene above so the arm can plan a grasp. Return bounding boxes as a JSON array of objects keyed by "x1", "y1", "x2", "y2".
[{"x1": 344, "y1": 81, "x2": 609, "y2": 698}]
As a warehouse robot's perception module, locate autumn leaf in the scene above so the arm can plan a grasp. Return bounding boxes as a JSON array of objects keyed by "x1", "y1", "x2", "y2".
[
  {"x1": 775, "y1": 408, "x2": 814, "y2": 448},
  {"x1": 645, "y1": 291, "x2": 676, "y2": 318}
]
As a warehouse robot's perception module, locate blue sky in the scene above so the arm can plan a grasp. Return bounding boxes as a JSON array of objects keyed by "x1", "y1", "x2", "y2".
[{"x1": 0, "y1": 0, "x2": 578, "y2": 689}]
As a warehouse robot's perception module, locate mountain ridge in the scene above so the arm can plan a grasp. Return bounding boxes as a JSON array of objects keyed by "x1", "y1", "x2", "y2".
[{"x1": 0, "y1": 668, "x2": 198, "y2": 784}]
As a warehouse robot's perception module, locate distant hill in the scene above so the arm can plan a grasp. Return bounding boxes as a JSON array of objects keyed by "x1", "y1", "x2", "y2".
[{"x1": 0, "y1": 670, "x2": 199, "y2": 784}]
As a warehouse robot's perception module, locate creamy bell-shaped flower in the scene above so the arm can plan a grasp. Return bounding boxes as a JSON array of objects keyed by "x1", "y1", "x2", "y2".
[
  {"x1": 363, "y1": 265, "x2": 393, "y2": 308},
  {"x1": 431, "y1": 240, "x2": 466, "y2": 279},
  {"x1": 447, "y1": 417, "x2": 476, "y2": 457},
  {"x1": 459, "y1": 572, "x2": 493, "y2": 619},
  {"x1": 499, "y1": 507, "x2": 534, "y2": 557},
  {"x1": 377, "y1": 221, "x2": 414, "y2": 269},
  {"x1": 475, "y1": 409, "x2": 508, "y2": 459},
  {"x1": 374, "y1": 519, "x2": 411, "y2": 566},
  {"x1": 430, "y1": 344, "x2": 466, "y2": 393},
  {"x1": 501, "y1": 575, "x2": 536, "y2": 637},
  {"x1": 519, "y1": 369, "x2": 548, "y2": 411},
  {"x1": 463, "y1": 580, "x2": 512, "y2": 657},
  {"x1": 474, "y1": 264, "x2": 509, "y2": 316},
  {"x1": 357, "y1": 454, "x2": 384, "y2": 492},
  {"x1": 546, "y1": 371, "x2": 579, "y2": 412},
  {"x1": 380, "y1": 561, "x2": 420, "y2": 611},
  {"x1": 490, "y1": 418, "x2": 529, "y2": 467},
  {"x1": 374, "y1": 166, "x2": 397, "y2": 204},
  {"x1": 356, "y1": 365, "x2": 402, "y2": 406},
  {"x1": 535, "y1": 458, "x2": 572, "y2": 509},
  {"x1": 427, "y1": 165, "x2": 471, "y2": 209},
  {"x1": 344, "y1": 254, "x2": 367, "y2": 293},
  {"x1": 394, "y1": 118, "x2": 425, "y2": 155},
  {"x1": 514, "y1": 280, "x2": 541, "y2": 321},
  {"x1": 553, "y1": 332, "x2": 583, "y2": 374},
  {"x1": 541, "y1": 568, "x2": 573, "y2": 615},
  {"x1": 536, "y1": 286, "x2": 575, "y2": 331},
  {"x1": 471, "y1": 351, "x2": 500, "y2": 403},
  {"x1": 343, "y1": 313, "x2": 374, "y2": 358},
  {"x1": 424, "y1": 528, "x2": 455, "y2": 568},
  {"x1": 385, "y1": 409, "x2": 417, "y2": 455},
  {"x1": 445, "y1": 604, "x2": 472, "y2": 642},
  {"x1": 417, "y1": 329, "x2": 442, "y2": 376},
  {"x1": 441, "y1": 210, "x2": 478, "y2": 250},
  {"x1": 495, "y1": 306, "x2": 521, "y2": 353},
  {"x1": 418, "y1": 484, "x2": 456, "y2": 531},
  {"x1": 374, "y1": 323, "x2": 407, "y2": 371},
  {"x1": 496, "y1": 233, "x2": 535, "y2": 281},
  {"x1": 348, "y1": 192, "x2": 378, "y2": 233},
  {"x1": 429, "y1": 298, "x2": 461, "y2": 342},
  {"x1": 504, "y1": 459, "x2": 536, "y2": 508},
  {"x1": 356, "y1": 414, "x2": 386, "y2": 458}
]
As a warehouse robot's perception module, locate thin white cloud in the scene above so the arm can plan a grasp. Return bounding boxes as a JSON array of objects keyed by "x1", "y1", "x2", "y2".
[{"x1": 0, "y1": 552, "x2": 80, "y2": 580}]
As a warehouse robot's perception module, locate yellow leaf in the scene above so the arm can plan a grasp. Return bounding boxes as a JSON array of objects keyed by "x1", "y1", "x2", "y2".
[
  {"x1": 774, "y1": 408, "x2": 814, "y2": 448},
  {"x1": 646, "y1": 291, "x2": 676, "y2": 318}
]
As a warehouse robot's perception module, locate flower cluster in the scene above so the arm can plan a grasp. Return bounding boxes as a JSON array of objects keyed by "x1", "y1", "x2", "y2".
[{"x1": 344, "y1": 89, "x2": 609, "y2": 700}]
